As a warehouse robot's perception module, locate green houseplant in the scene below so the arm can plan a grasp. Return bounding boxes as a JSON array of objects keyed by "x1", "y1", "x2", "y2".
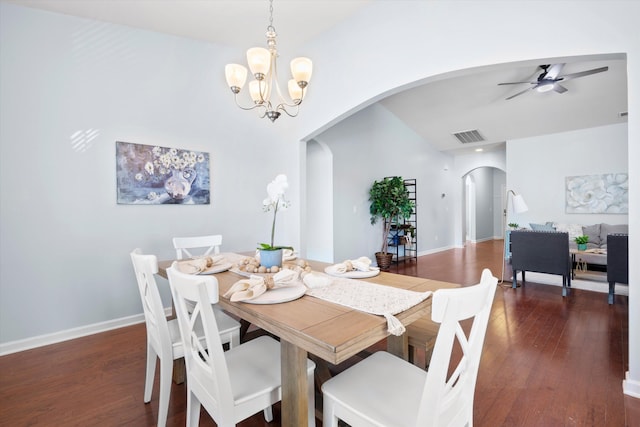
[
  {"x1": 369, "y1": 176, "x2": 415, "y2": 270},
  {"x1": 575, "y1": 235, "x2": 589, "y2": 251}
]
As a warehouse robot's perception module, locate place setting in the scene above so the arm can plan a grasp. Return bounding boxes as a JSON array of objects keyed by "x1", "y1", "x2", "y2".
[
  {"x1": 175, "y1": 254, "x2": 233, "y2": 275},
  {"x1": 323, "y1": 256, "x2": 380, "y2": 278}
]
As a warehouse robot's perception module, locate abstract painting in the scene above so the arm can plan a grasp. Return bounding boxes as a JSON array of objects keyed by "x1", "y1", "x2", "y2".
[
  {"x1": 565, "y1": 173, "x2": 628, "y2": 214},
  {"x1": 116, "y1": 141, "x2": 210, "y2": 205}
]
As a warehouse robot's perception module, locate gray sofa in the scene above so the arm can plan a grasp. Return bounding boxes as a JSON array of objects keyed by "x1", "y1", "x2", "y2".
[{"x1": 510, "y1": 230, "x2": 572, "y2": 296}]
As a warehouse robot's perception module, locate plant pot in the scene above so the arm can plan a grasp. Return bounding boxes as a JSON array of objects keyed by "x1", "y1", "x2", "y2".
[
  {"x1": 259, "y1": 249, "x2": 283, "y2": 268},
  {"x1": 375, "y1": 252, "x2": 394, "y2": 271},
  {"x1": 577, "y1": 243, "x2": 587, "y2": 251}
]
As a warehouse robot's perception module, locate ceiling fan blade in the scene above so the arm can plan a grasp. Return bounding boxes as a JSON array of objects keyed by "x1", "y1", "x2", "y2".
[
  {"x1": 505, "y1": 86, "x2": 535, "y2": 100},
  {"x1": 544, "y1": 63, "x2": 565, "y2": 80},
  {"x1": 498, "y1": 81, "x2": 536, "y2": 85},
  {"x1": 561, "y1": 66, "x2": 609, "y2": 81},
  {"x1": 553, "y1": 84, "x2": 568, "y2": 94}
]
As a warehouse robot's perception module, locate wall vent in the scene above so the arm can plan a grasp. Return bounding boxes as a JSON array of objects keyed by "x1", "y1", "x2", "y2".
[
  {"x1": 452, "y1": 129, "x2": 485, "y2": 144},
  {"x1": 619, "y1": 111, "x2": 628, "y2": 118}
]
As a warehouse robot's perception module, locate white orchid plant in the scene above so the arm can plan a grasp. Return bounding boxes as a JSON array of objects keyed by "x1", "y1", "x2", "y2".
[{"x1": 259, "y1": 174, "x2": 294, "y2": 251}]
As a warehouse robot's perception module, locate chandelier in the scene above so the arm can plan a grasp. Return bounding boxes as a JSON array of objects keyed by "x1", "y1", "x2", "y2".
[{"x1": 224, "y1": 0, "x2": 312, "y2": 122}]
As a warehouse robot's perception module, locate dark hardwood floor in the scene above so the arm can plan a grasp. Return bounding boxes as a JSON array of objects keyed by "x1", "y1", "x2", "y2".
[{"x1": 1, "y1": 240, "x2": 638, "y2": 426}]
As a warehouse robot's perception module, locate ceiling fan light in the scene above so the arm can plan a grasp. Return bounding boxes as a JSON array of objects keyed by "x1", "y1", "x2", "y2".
[
  {"x1": 247, "y1": 47, "x2": 271, "y2": 78},
  {"x1": 537, "y1": 82, "x2": 555, "y2": 93}
]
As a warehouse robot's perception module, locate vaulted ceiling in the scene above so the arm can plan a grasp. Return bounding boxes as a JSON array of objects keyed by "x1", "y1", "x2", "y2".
[{"x1": 7, "y1": 0, "x2": 628, "y2": 154}]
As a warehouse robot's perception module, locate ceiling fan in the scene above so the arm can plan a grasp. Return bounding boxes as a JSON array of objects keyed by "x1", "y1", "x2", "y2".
[{"x1": 498, "y1": 63, "x2": 609, "y2": 100}]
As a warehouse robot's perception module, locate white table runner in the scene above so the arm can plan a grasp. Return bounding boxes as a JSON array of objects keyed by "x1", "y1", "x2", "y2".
[{"x1": 306, "y1": 276, "x2": 432, "y2": 336}]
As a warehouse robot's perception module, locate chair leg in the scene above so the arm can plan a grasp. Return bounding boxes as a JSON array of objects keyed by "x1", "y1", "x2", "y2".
[
  {"x1": 262, "y1": 406, "x2": 273, "y2": 422},
  {"x1": 307, "y1": 368, "x2": 316, "y2": 427},
  {"x1": 187, "y1": 390, "x2": 202, "y2": 427},
  {"x1": 608, "y1": 282, "x2": 615, "y2": 304},
  {"x1": 144, "y1": 343, "x2": 157, "y2": 403},
  {"x1": 322, "y1": 398, "x2": 339, "y2": 427},
  {"x1": 157, "y1": 356, "x2": 173, "y2": 427}
]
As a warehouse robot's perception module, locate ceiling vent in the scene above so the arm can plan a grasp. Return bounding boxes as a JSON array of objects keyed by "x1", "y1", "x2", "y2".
[{"x1": 452, "y1": 129, "x2": 485, "y2": 144}]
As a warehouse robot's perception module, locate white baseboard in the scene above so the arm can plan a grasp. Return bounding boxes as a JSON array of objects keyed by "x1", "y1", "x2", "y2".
[
  {"x1": 417, "y1": 245, "x2": 454, "y2": 257},
  {"x1": 0, "y1": 307, "x2": 171, "y2": 356},
  {"x1": 624, "y1": 371, "x2": 640, "y2": 399}
]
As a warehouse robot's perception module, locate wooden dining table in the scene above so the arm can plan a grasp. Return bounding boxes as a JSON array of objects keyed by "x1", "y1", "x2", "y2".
[{"x1": 157, "y1": 256, "x2": 458, "y2": 427}]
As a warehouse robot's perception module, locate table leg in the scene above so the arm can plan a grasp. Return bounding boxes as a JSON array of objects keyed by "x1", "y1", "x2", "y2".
[
  {"x1": 281, "y1": 340, "x2": 309, "y2": 427},
  {"x1": 387, "y1": 333, "x2": 409, "y2": 360}
]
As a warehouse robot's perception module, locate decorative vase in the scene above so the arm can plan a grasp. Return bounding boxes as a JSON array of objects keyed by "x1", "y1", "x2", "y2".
[
  {"x1": 164, "y1": 168, "x2": 196, "y2": 201},
  {"x1": 375, "y1": 252, "x2": 393, "y2": 271},
  {"x1": 259, "y1": 249, "x2": 283, "y2": 268}
]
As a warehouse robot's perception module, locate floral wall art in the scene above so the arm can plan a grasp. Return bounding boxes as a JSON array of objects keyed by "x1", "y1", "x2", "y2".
[
  {"x1": 116, "y1": 141, "x2": 210, "y2": 205},
  {"x1": 565, "y1": 173, "x2": 628, "y2": 214}
]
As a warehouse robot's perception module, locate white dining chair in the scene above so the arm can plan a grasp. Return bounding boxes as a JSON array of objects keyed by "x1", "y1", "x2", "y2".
[
  {"x1": 166, "y1": 264, "x2": 317, "y2": 427},
  {"x1": 171, "y1": 234, "x2": 242, "y2": 346},
  {"x1": 322, "y1": 268, "x2": 498, "y2": 427},
  {"x1": 130, "y1": 249, "x2": 240, "y2": 427},
  {"x1": 172, "y1": 234, "x2": 222, "y2": 259}
]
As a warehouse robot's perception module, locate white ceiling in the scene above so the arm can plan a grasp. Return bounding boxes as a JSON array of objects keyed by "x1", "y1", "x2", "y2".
[{"x1": 7, "y1": 0, "x2": 628, "y2": 154}]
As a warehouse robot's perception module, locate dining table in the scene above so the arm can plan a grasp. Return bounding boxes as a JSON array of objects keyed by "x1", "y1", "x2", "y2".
[{"x1": 157, "y1": 254, "x2": 459, "y2": 427}]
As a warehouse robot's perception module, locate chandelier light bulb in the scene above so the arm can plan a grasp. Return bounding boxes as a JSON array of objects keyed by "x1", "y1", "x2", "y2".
[
  {"x1": 247, "y1": 47, "x2": 271, "y2": 79},
  {"x1": 288, "y1": 79, "x2": 303, "y2": 102}
]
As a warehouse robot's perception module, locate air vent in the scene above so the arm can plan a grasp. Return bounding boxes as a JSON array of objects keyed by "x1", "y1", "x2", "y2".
[
  {"x1": 619, "y1": 111, "x2": 628, "y2": 118},
  {"x1": 452, "y1": 129, "x2": 485, "y2": 144}
]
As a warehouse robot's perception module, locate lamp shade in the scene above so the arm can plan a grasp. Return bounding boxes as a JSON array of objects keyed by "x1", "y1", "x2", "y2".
[
  {"x1": 511, "y1": 194, "x2": 528, "y2": 214},
  {"x1": 225, "y1": 64, "x2": 248, "y2": 89},
  {"x1": 247, "y1": 47, "x2": 271, "y2": 77},
  {"x1": 288, "y1": 79, "x2": 303, "y2": 101},
  {"x1": 290, "y1": 57, "x2": 312, "y2": 84}
]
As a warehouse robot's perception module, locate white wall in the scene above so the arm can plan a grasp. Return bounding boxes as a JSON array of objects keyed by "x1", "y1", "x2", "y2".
[
  {"x1": 0, "y1": 3, "x2": 299, "y2": 345},
  {"x1": 508, "y1": 123, "x2": 628, "y2": 227},
  {"x1": 312, "y1": 103, "x2": 455, "y2": 262}
]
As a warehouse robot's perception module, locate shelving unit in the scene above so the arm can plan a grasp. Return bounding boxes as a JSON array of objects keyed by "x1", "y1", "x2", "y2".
[{"x1": 387, "y1": 178, "x2": 417, "y2": 264}]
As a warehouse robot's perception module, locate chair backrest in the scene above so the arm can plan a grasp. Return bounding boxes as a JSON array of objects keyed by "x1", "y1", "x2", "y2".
[
  {"x1": 130, "y1": 249, "x2": 172, "y2": 358},
  {"x1": 416, "y1": 268, "x2": 498, "y2": 426},
  {"x1": 166, "y1": 264, "x2": 235, "y2": 425},
  {"x1": 510, "y1": 230, "x2": 570, "y2": 276},
  {"x1": 172, "y1": 234, "x2": 222, "y2": 259},
  {"x1": 607, "y1": 233, "x2": 629, "y2": 284}
]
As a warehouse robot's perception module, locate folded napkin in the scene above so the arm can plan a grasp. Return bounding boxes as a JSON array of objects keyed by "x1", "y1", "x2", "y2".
[
  {"x1": 177, "y1": 255, "x2": 225, "y2": 274},
  {"x1": 332, "y1": 256, "x2": 373, "y2": 274},
  {"x1": 303, "y1": 272, "x2": 333, "y2": 289},
  {"x1": 223, "y1": 268, "x2": 300, "y2": 302},
  {"x1": 282, "y1": 248, "x2": 295, "y2": 258}
]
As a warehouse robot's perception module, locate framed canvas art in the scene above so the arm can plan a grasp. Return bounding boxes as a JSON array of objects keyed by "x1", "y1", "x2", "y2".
[
  {"x1": 565, "y1": 173, "x2": 628, "y2": 213},
  {"x1": 116, "y1": 141, "x2": 210, "y2": 205}
]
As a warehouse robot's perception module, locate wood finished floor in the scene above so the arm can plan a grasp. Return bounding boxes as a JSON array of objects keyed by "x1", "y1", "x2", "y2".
[{"x1": 1, "y1": 240, "x2": 638, "y2": 426}]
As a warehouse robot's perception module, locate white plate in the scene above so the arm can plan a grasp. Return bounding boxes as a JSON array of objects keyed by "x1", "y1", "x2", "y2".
[
  {"x1": 243, "y1": 284, "x2": 307, "y2": 304},
  {"x1": 324, "y1": 265, "x2": 381, "y2": 278},
  {"x1": 199, "y1": 262, "x2": 233, "y2": 275},
  {"x1": 283, "y1": 254, "x2": 297, "y2": 261}
]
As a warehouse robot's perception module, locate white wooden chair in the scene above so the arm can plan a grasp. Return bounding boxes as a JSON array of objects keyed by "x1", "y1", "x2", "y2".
[
  {"x1": 130, "y1": 249, "x2": 205, "y2": 427},
  {"x1": 166, "y1": 264, "x2": 317, "y2": 426},
  {"x1": 172, "y1": 234, "x2": 222, "y2": 259},
  {"x1": 322, "y1": 268, "x2": 498, "y2": 427},
  {"x1": 172, "y1": 234, "x2": 241, "y2": 346}
]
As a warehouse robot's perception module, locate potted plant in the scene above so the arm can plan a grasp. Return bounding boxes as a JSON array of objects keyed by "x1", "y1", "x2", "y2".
[
  {"x1": 575, "y1": 235, "x2": 589, "y2": 251},
  {"x1": 369, "y1": 176, "x2": 415, "y2": 270},
  {"x1": 258, "y1": 174, "x2": 293, "y2": 267},
  {"x1": 507, "y1": 223, "x2": 519, "y2": 230}
]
